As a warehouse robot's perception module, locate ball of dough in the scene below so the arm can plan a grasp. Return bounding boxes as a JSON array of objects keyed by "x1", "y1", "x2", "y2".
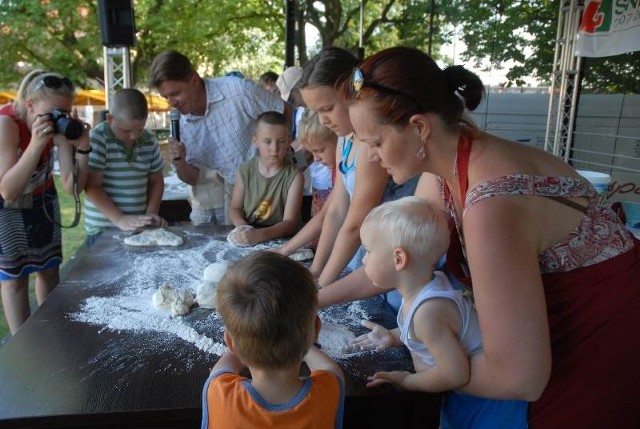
[
  {"x1": 177, "y1": 288, "x2": 195, "y2": 308},
  {"x1": 151, "y1": 284, "x2": 195, "y2": 316},
  {"x1": 288, "y1": 248, "x2": 314, "y2": 262},
  {"x1": 171, "y1": 296, "x2": 191, "y2": 317},
  {"x1": 151, "y1": 284, "x2": 175, "y2": 311},
  {"x1": 203, "y1": 262, "x2": 229, "y2": 283},
  {"x1": 195, "y1": 280, "x2": 218, "y2": 309},
  {"x1": 227, "y1": 225, "x2": 254, "y2": 247}
]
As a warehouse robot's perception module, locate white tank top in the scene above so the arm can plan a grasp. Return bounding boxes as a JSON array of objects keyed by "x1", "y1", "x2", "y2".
[{"x1": 397, "y1": 271, "x2": 483, "y2": 367}]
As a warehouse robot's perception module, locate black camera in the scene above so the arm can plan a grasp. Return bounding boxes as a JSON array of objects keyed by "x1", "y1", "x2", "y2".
[{"x1": 49, "y1": 109, "x2": 83, "y2": 140}]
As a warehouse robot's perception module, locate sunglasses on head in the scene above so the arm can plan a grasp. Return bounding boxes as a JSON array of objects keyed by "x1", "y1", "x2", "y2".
[
  {"x1": 350, "y1": 67, "x2": 424, "y2": 111},
  {"x1": 33, "y1": 75, "x2": 74, "y2": 93}
]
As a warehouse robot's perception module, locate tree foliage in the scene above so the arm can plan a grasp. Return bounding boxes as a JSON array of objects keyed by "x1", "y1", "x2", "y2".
[
  {"x1": 0, "y1": 0, "x2": 637, "y2": 93},
  {"x1": 299, "y1": 0, "x2": 446, "y2": 62},
  {"x1": 441, "y1": 0, "x2": 639, "y2": 92},
  {"x1": 0, "y1": 1, "x2": 102, "y2": 88}
]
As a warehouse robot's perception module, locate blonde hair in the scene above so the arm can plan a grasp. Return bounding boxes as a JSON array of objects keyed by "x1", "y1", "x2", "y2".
[
  {"x1": 297, "y1": 109, "x2": 336, "y2": 147},
  {"x1": 216, "y1": 251, "x2": 318, "y2": 370},
  {"x1": 14, "y1": 70, "x2": 76, "y2": 120},
  {"x1": 362, "y1": 196, "x2": 450, "y2": 270}
]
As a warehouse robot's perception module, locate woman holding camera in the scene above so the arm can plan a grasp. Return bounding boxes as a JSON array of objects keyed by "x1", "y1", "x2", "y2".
[{"x1": 0, "y1": 70, "x2": 91, "y2": 335}]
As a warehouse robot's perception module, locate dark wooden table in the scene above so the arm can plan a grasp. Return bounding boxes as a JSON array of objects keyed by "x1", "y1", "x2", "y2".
[{"x1": 0, "y1": 226, "x2": 441, "y2": 428}]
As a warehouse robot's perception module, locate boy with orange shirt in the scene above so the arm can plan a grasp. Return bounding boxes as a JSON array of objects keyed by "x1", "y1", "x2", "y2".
[{"x1": 201, "y1": 251, "x2": 344, "y2": 428}]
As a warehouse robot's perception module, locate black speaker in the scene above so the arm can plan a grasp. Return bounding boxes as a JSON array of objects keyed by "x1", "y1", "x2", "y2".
[
  {"x1": 98, "y1": 0, "x2": 135, "y2": 47},
  {"x1": 284, "y1": 0, "x2": 297, "y2": 67}
]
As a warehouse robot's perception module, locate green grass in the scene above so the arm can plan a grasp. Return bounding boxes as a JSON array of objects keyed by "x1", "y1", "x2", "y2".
[{"x1": 0, "y1": 175, "x2": 86, "y2": 340}]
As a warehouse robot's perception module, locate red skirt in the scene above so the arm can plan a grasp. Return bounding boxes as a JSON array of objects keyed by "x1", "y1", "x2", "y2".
[
  {"x1": 530, "y1": 237, "x2": 640, "y2": 428},
  {"x1": 447, "y1": 234, "x2": 640, "y2": 428}
]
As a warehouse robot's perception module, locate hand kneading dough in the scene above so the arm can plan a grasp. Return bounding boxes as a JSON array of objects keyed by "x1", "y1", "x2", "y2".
[
  {"x1": 125, "y1": 228, "x2": 183, "y2": 247},
  {"x1": 227, "y1": 225, "x2": 254, "y2": 247},
  {"x1": 151, "y1": 284, "x2": 195, "y2": 317},
  {"x1": 195, "y1": 281, "x2": 218, "y2": 309},
  {"x1": 288, "y1": 248, "x2": 314, "y2": 262},
  {"x1": 203, "y1": 262, "x2": 229, "y2": 283}
]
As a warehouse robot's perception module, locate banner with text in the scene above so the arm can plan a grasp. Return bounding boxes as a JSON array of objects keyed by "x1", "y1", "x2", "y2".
[{"x1": 576, "y1": 0, "x2": 640, "y2": 57}]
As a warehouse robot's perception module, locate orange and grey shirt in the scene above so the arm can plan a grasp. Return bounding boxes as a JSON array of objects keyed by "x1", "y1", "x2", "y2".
[{"x1": 201, "y1": 369, "x2": 344, "y2": 429}]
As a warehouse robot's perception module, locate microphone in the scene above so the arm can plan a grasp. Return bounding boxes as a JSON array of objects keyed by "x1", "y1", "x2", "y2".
[{"x1": 169, "y1": 109, "x2": 180, "y2": 141}]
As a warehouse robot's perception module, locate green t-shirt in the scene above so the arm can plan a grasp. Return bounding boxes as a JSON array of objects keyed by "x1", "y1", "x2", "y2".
[{"x1": 239, "y1": 157, "x2": 299, "y2": 227}]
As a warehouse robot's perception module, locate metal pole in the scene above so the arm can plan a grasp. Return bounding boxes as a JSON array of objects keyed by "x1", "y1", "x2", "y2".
[
  {"x1": 428, "y1": 0, "x2": 435, "y2": 56},
  {"x1": 103, "y1": 46, "x2": 110, "y2": 111},
  {"x1": 358, "y1": 0, "x2": 365, "y2": 59},
  {"x1": 103, "y1": 47, "x2": 132, "y2": 111}
]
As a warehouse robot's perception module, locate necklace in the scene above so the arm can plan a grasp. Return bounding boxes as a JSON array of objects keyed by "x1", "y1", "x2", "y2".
[
  {"x1": 453, "y1": 150, "x2": 459, "y2": 178},
  {"x1": 338, "y1": 136, "x2": 355, "y2": 175}
]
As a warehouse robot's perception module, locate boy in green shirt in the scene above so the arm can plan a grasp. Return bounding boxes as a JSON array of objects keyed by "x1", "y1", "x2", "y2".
[{"x1": 228, "y1": 111, "x2": 303, "y2": 246}]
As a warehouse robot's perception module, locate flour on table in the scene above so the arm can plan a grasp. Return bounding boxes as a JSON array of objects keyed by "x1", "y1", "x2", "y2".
[
  {"x1": 288, "y1": 248, "x2": 314, "y2": 262},
  {"x1": 69, "y1": 231, "x2": 374, "y2": 371},
  {"x1": 151, "y1": 284, "x2": 195, "y2": 317},
  {"x1": 227, "y1": 225, "x2": 254, "y2": 247},
  {"x1": 124, "y1": 228, "x2": 184, "y2": 247},
  {"x1": 318, "y1": 321, "x2": 357, "y2": 359}
]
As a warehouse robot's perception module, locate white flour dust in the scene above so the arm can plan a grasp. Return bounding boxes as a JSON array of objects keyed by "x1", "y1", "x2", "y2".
[
  {"x1": 318, "y1": 300, "x2": 372, "y2": 360},
  {"x1": 69, "y1": 231, "x2": 373, "y2": 372},
  {"x1": 70, "y1": 232, "x2": 283, "y2": 356},
  {"x1": 317, "y1": 322, "x2": 356, "y2": 358},
  {"x1": 72, "y1": 292, "x2": 226, "y2": 356}
]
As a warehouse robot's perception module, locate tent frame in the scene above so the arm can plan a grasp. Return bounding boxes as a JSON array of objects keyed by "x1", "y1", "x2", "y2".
[
  {"x1": 103, "y1": 46, "x2": 132, "y2": 110},
  {"x1": 544, "y1": 0, "x2": 585, "y2": 162}
]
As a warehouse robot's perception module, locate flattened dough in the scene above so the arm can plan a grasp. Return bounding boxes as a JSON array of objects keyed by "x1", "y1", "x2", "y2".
[
  {"x1": 288, "y1": 248, "x2": 314, "y2": 262},
  {"x1": 125, "y1": 228, "x2": 184, "y2": 247},
  {"x1": 227, "y1": 225, "x2": 254, "y2": 247}
]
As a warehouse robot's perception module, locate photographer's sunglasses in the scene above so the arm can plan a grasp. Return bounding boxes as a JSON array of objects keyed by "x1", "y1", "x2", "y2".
[
  {"x1": 350, "y1": 67, "x2": 423, "y2": 111},
  {"x1": 33, "y1": 75, "x2": 74, "y2": 93}
]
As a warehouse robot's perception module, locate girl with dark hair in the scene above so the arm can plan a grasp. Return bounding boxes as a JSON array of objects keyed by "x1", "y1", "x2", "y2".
[{"x1": 324, "y1": 46, "x2": 640, "y2": 428}]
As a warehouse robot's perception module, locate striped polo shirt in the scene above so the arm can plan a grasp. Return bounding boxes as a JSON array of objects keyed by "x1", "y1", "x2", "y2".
[{"x1": 84, "y1": 121, "x2": 164, "y2": 235}]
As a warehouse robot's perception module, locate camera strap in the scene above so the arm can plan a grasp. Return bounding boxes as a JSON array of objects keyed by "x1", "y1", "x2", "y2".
[
  {"x1": 67, "y1": 156, "x2": 82, "y2": 228},
  {"x1": 41, "y1": 146, "x2": 81, "y2": 228}
]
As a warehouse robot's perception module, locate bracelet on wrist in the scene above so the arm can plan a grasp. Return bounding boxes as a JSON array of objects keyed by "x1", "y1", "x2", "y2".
[{"x1": 76, "y1": 147, "x2": 92, "y2": 154}]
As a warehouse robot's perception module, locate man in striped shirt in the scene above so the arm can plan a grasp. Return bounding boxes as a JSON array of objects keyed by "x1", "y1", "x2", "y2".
[{"x1": 84, "y1": 88, "x2": 166, "y2": 242}]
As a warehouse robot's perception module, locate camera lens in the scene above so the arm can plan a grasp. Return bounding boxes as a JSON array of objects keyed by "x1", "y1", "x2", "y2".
[{"x1": 55, "y1": 117, "x2": 83, "y2": 140}]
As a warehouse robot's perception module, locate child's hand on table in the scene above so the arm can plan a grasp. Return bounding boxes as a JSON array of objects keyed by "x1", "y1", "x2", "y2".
[{"x1": 350, "y1": 320, "x2": 400, "y2": 352}]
